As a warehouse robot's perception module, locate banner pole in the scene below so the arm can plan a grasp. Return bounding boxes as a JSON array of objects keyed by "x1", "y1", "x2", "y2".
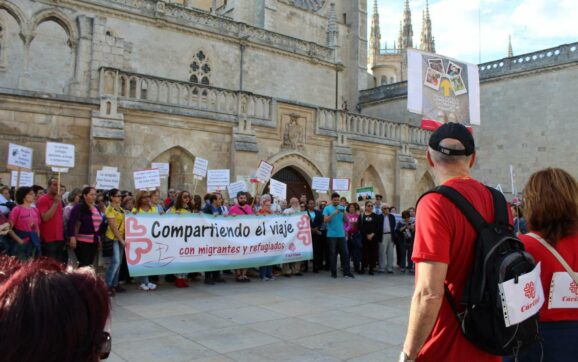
[{"x1": 57, "y1": 172, "x2": 61, "y2": 194}]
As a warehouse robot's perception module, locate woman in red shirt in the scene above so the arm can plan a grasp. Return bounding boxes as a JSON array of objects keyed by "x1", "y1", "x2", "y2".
[{"x1": 508, "y1": 168, "x2": 578, "y2": 362}]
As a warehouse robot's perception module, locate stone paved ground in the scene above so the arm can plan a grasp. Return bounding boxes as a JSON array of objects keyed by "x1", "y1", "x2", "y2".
[{"x1": 108, "y1": 271, "x2": 415, "y2": 362}]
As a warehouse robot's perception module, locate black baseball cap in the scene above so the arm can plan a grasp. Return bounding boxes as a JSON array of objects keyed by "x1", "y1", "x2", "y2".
[{"x1": 428, "y1": 122, "x2": 475, "y2": 156}]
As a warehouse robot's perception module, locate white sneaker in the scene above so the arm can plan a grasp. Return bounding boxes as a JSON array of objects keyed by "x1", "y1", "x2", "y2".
[
  {"x1": 147, "y1": 282, "x2": 157, "y2": 290},
  {"x1": 138, "y1": 283, "x2": 149, "y2": 291}
]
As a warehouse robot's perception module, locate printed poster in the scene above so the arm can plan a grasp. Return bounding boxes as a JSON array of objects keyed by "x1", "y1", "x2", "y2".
[{"x1": 407, "y1": 49, "x2": 480, "y2": 130}]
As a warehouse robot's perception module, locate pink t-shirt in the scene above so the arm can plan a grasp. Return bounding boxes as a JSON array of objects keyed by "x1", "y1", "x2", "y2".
[
  {"x1": 9, "y1": 205, "x2": 40, "y2": 243},
  {"x1": 228, "y1": 204, "x2": 254, "y2": 215}
]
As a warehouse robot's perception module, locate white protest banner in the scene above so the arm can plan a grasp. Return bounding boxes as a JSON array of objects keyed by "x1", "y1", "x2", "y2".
[
  {"x1": 407, "y1": 49, "x2": 480, "y2": 130},
  {"x1": 207, "y1": 169, "x2": 230, "y2": 192},
  {"x1": 133, "y1": 169, "x2": 161, "y2": 190},
  {"x1": 548, "y1": 272, "x2": 578, "y2": 309},
  {"x1": 193, "y1": 157, "x2": 209, "y2": 178},
  {"x1": 269, "y1": 179, "x2": 287, "y2": 200},
  {"x1": 254, "y1": 160, "x2": 274, "y2": 182},
  {"x1": 227, "y1": 181, "x2": 247, "y2": 198},
  {"x1": 11, "y1": 171, "x2": 34, "y2": 187},
  {"x1": 124, "y1": 212, "x2": 313, "y2": 277},
  {"x1": 510, "y1": 165, "x2": 517, "y2": 196},
  {"x1": 332, "y1": 178, "x2": 350, "y2": 191},
  {"x1": 498, "y1": 262, "x2": 544, "y2": 327},
  {"x1": 7, "y1": 143, "x2": 33, "y2": 170},
  {"x1": 46, "y1": 142, "x2": 75, "y2": 168},
  {"x1": 311, "y1": 177, "x2": 330, "y2": 192},
  {"x1": 96, "y1": 169, "x2": 121, "y2": 190},
  {"x1": 151, "y1": 163, "x2": 170, "y2": 177}
]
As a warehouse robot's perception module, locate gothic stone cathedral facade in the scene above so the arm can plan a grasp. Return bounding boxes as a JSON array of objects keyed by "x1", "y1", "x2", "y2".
[{"x1": 0, "y1": 0, "x2": 434, "y2": 209}]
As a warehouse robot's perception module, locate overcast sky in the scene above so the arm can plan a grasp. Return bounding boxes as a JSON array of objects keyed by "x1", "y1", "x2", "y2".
[{"x1": 368, "y1": 0, "x2": 578, "y2": 64}]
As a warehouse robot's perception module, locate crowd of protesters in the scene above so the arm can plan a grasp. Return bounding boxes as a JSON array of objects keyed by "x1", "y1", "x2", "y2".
[{"x1": 0, "y1": 177, "x2": 420, "y2": 296}]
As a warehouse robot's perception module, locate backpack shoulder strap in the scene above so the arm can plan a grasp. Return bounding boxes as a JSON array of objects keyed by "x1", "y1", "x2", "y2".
[
  {"x1": 418, "y1": 185, "x2": 487, "y2": 233},
  {"x1": 486, "y1": 186, "x2": 509, "y2": 226}
]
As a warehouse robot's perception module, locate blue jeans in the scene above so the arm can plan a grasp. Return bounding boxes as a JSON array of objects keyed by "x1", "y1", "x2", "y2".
[
  {"x1": 259, "y1": 265, "x2": 273, "y2": 279},
  {"x1": 105, "y1": 240, "x2": 124, "y2": 287},
  {"x1": 327, "y1": 236, "x2": 351, "y2": 276},
  {"x1": 503, "y1": 321, "x2": 578, "y2": 362}
]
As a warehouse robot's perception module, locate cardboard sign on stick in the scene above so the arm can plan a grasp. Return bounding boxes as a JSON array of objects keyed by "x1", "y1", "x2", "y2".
[
  {"x1": 254, "y1": 160, "x2": 274, "y2": 182},
  {"x1": 193, "y1": 158, "x2": 209, "y2": 178},
  {"x1": 133, "y1": 169, "x2": 161, "y2": 190},
  {"x1": 151, "y1": 163, "x2": 170, "y2": 177},
  {"x1": 7, "y1": 143, "x2": 33, "y2": 170},
  {"x1": 207, "y1": 169, "x2": 230, "y2": 190},
  {"x1": 332, "y1": 178, "x2": 350, "y2": 191},
  {"x1": 46, "y1": 142, "x2": 75, "y2": 168},
  {"x1": 269, "y1": 179, "x2": 287, "y2": 201},
  {"x1": 228, "y1": 181, "x2": 247, "y2": 198},
  {"x1": 96, "y1": 170, "x2": 121, "y2": 190},
  {"x1": 11, "y1": 171, "x2": 34, "y2": 187},
  {"x1": 311, "y1": 177, "x2": 330, "y2": 192}
]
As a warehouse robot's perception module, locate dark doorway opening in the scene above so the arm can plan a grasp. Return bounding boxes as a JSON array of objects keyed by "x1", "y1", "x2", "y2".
[{"x1": 264, "y1": 166, "x2": 313, "y2": 201}]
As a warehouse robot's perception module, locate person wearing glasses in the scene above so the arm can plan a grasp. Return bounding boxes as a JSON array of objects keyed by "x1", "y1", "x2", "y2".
[
  {"x1": 167, "y1": 191, "x2": 194, "y2": 287},
  {"x1": 103, "y1": 189, "x2": 126, "y2": 296},
  {"x1": 0, "y1": 256, "x2": 112, "y2": 361},
  {"x1": 358, "y1": 200, "x2": 380, "y2": 275}
]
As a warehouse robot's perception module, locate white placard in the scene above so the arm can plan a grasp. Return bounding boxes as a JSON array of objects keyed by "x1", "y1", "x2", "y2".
[
  {"x1": 269, "y1": 179, "x2": 287, "y2": 201},
  {"x1": 193, "y1": 157, "x2": 209, "y2": 178},
  {"x1": 312, "y1": 177, "x2": 330, "y2": 192},
  {"x1": 46, "y1": 142, "x2": 75, "y2": 168},
  {"x1": 332, "y1": 178, "x2": 350, "y2": 191},
  {"x1": 228, "y1": 181, "x2": 247, "y2": 198},
  {"x1": 498, "y1": 262, "x2": 544, "y2": 327},
  {"x1": 151, "y1": 162, "x2": 170, "y2": 177},
  {"x1": 207, "y1": 169, "x2": 230, "y2": 189},
  {"x1": 102, "y1": 166, "x2": 118, "y2": 172},
  {"x1": 10, "y1": 171, "x2": 34, "y2": 187},
  {"x1": 133, "y1": 169, "x2": 161, "y2": 190},
  {"x1": 254, "y1": 160, "x2": 274, "y2": 182},
  {"x1": 7, "y1": 143, "x2": 33, "y2": 170},
  {"x1": 548, "y1": 272, "x2": 578, "y2": 309},
  {"x1": 51, "y1": 167, "x2": 69, "y2": 173},
  {"x1": 96, "y1": 170, "x2": 121, "y2": 190}
]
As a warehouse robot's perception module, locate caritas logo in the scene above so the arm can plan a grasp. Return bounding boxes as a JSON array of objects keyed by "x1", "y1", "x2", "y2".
[
  {"x1": 570, "y1": 281, "x2": 578, "y2": 296},
  {"x1": 524, "y1": 282, "x2": 536, "y2": 299}
]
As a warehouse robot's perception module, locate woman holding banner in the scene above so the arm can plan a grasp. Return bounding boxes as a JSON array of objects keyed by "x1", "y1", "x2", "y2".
[
  {"x1": 257, "y1": 195, "x2": 276, "y2": 281},
  {"x1": 167, "y1": 191, "x2": 194, "y2": 287},
  {"x1": 130, "y1": 190, "x2": 159, "y2": 291},
  {"x1": 67, "y1": 187, "x2": 104, "y2": 268},
  {"x1": 103, "y1": 189, "x2": 126, "y2": 296}
]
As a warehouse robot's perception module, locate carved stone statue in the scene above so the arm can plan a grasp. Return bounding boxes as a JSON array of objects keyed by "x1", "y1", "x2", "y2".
[{"x1": 282, "y1": 114, "x2": 304, "y2": 151}]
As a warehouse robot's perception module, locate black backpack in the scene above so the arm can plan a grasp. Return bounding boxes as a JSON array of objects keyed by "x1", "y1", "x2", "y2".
[{"x1": 418, "y1": 185, "x2": 540, "y2": 356}]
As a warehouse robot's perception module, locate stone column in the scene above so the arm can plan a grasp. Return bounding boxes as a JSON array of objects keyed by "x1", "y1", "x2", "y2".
[{"x1": 70, "y1": 16, "x2": 94, "y2": 97}]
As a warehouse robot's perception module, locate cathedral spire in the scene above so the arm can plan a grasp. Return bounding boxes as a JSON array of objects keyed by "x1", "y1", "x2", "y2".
[
  {"x1": 401, "y1": 0, "x2": 413, "y2": 48},
  {"x1": 508, "y1": 35, "x2": 513, "y2": 57},
  {"x1": 420, "y1": 0, "x2": 435, "y2": 53},
  {"x1": 369, "y1": 0, "x2": 382, "y2": 65}
]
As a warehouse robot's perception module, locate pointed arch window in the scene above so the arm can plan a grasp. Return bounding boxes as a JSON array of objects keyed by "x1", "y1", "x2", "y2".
[{"x1": 189, "y1": 50, "x2": 211, "y2": 86}]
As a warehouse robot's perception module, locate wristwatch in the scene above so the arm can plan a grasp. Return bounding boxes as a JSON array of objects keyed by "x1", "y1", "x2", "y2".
[{"x1": 399, "y1": 352, "x2": 415, "y2": 362}]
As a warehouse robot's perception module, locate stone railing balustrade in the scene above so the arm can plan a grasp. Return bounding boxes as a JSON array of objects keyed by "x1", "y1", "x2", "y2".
[{"x1": 100, "y1": 67, "x2": 429, "y2": 147}]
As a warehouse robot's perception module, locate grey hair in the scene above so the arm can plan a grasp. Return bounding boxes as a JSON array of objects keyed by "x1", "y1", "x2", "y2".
[
  {"x1": 429, "y1": 139, "x2": 472, "y2": 165},
  {"x1": 260, "y1": 194, "x2": 272, "y2": 205}
]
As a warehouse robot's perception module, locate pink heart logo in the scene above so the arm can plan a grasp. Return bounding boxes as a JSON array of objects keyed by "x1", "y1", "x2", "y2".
[
  {"x1": 124, "y1": 217, "x2": 152, "y2": 265},
  {"x1": 126, "y1": 217, "x2": 147, "y2": 237}
]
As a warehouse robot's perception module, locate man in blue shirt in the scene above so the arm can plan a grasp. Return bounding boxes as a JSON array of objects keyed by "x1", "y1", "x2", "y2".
[{"x1": 322, "y1": 192, "x2": 355, "y2": 279}]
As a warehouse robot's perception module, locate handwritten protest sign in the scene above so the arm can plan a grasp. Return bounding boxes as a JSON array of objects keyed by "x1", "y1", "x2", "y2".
[
  {"x1": 11, "y1": 171, "x2": 34, "y2": 187},
  {"x1": 133, "y1": 169, "x2": 161, "y2": 190},
  {"x1": 254, "y1": 160, "x2": 274, "y2": 182},
  {"x1": 151, "y1": 163, "x2": 170, "y2": 177},
  {"x1": 269, "y1": 179, "x2": 287, "y2": 200},
  {"x1": 407, "y1": 49, "x2": 480, "y2": 130},
  {"x1": 46, "y1": 142, "x2": 75, "y2": 168},
  {"x1": 193, "y1": 157, "x2": 209, "y2": 178},
  {"x1": 7, "y1": 144, "x2": 33, "y2": 170},
  {"x1": 207, "y1": 169, "x2": 230, "y2": 192},
  {"x1": 332, "y1": 178, "x2": 350, "y2": 191},
  {"x1": 124, "y1": 212, "x2": 313, "y2": 277},
  {"x1": 312, "y1": 177, "x2": 330, "y2": 192},
  {"x1": 96, "y1": 169, "x2": 121, "y2": 190},
  {"x1": 227, "y1": 181, "x2": 247, "y2": 198}
]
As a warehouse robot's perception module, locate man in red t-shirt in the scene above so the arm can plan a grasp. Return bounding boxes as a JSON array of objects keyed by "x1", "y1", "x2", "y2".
[
  {"x1": 400, "y1": 123, "x2": 500, "y2": 362},
  {"x1": 36, "y1": 177, "x2": 67, "y2": 263}
]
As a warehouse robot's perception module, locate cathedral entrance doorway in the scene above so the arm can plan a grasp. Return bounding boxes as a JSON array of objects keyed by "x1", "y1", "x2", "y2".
[{"x1": 264, "y1": 166, "x2": 313, "y2": 201}]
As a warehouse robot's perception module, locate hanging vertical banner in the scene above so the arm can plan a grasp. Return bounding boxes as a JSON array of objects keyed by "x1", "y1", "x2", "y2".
[{"x1": 407, "y1": 49, "x2": 480, "y2": 130}]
